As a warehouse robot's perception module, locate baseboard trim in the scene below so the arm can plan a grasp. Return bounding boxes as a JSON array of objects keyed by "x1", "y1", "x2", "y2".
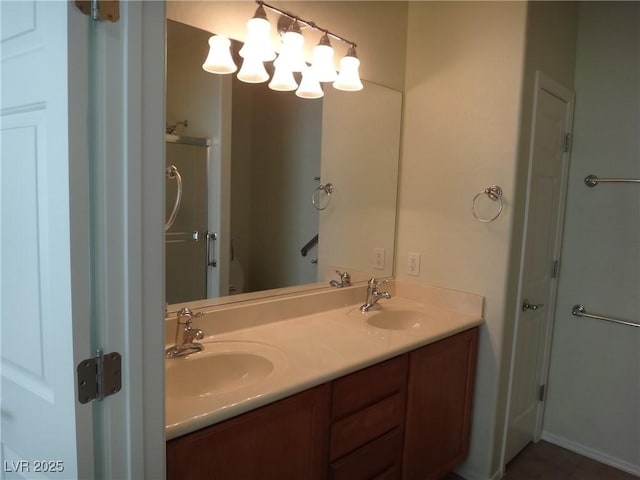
[
  {"x1": 541, "y1": 430, "x2": 640, "y2": 477},
  {"x1": 489, "y1": 469, "x2": 504, "y2": 480},
  {"x1": 452, "y1": 465, "x2": 503, "y2": 480}
]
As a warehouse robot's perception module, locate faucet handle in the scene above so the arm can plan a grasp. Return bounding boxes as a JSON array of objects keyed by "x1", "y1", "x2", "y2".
[
  {"x1": 177, "y1": 307, "x2": 202, "y2": 324},
  {"x1": 186, "y1": 327, "x2": 204, "y2": 343},
  {"x1": 368, "y1": 277, "x2": 390, "y2": 287},
  {"x1": 336, "y1": 270, "x2": 351, "y2": 286}
]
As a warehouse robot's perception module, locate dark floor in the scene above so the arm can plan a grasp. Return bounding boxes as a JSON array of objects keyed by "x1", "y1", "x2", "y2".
[{"x1": 443, "y1": 441, "x2": 639, "y2": 480}]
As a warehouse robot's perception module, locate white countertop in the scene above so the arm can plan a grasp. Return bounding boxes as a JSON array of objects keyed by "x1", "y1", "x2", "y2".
[{"x1": 165, "y1": 281, "x2": 484, "y2": 440}]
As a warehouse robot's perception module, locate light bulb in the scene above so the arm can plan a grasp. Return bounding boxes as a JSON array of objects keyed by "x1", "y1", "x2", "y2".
[
  {"x1": 277, "y1": 22, "x2": 307, "y2": 73},
  {"x1": 311, "y1": 33, "x2": 337, "y2": 82},
  {"x1": 239, "y1": 5, "x2": 276, "y2": 62},
  {"x1": 237, "y1": 56, "x2": 269, "y2": 83},
  {"x1": 296, "y1": 66, "x2": 323, "y2": 99},
  {"x1": 202, "y1": 35, "x2": 237, "y2": 74},
  {"x1": 269, "y1": 59, "x2": 298, "y2": 91},
  {"x1": 333, "y1": 46, "x2": 363, "y2": 91}
]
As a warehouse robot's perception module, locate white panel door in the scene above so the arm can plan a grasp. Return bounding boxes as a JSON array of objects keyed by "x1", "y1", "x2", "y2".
[
  {"x1": 1, "y1": 2, "x2": 94, "y2": 477},
  {"x1": 505, "y1": 72, "x2": 574, "y2": 463}
]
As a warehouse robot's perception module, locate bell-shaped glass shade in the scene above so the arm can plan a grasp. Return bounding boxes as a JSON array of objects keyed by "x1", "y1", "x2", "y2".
[
  {"x1": 239, "y1": 6, "x2": 276, "y2": 62},
  {"x1": 202, "y1": 35, "x2": 237, "y2": 74},
  {"x1": 237, "y1": 55, "x2": 269, "y2": 83},
  {"x1": 333, "y1": 48, "x2": 363, "y2": 91},
  {"x1": 311, "y1": 34, "x2": 337, "y2": 82},
  {"x1": 269, "y1": 58, "x2": 298, "y2": 91},
  {"x1": 296, "y1": 67, "x2": 324, "y2": 99},
  {"x1": 277, "y1": 29, "x2": 307, "y2": 72}
]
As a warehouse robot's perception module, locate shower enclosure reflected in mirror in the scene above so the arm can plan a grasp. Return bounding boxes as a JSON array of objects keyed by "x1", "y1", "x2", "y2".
[
  {"x1": 165, "y1": 136, "x2": 210, "y2": 304},
  {"x1": 165, "y1": 18, "x2": 401, "y2": 306}
]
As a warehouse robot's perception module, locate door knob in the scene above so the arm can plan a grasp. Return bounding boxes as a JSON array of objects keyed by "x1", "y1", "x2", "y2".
[{"x1": 522, "y1": 299, "x2": 544, "y2": 311}]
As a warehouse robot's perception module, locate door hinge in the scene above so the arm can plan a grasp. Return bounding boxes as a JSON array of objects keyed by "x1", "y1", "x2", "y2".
[
  {"x1": 538, "y1": 384, "x2": 546, "y2": 402},
  {"x1": 77, "y1": 350, "x2": 122, "y2": 404},
  {"x1": 552, "y1": 259, "x2": 560, "y2": 278},
  {"x1": 562, "y1": 133, "x2": 571, "y2": 153},
  {"x1": 75, "y1": 0, "x2": 120, "y2": 22}
]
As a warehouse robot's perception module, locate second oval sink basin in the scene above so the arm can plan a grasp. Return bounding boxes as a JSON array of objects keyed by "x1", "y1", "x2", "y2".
[
  {"x1": 365, "y1": 309, "x2": 427, "y2": 330},
  {"x1": 166, "y1": 341, "x2": 285, "y2": 399}
]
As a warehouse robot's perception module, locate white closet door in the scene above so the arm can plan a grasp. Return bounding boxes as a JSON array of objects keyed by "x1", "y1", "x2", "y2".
[{"x1": 1, "y1": 1, "x2": 94, "y2": 477}]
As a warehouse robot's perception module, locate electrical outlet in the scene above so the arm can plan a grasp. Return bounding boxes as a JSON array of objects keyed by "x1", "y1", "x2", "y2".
[
  {"x1": 408, "y1": 252, "x2": 421, "y2": 276},
  {"x1": 373, "y1": 248, "x2": 385, "y2": 270}
]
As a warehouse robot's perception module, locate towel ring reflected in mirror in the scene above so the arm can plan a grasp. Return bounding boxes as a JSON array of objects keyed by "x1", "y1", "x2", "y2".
[
  {"x1": 471, "y1": 185, "x2": 503, "y2": 223},
  {"x1": 312, "y1": 183, "x2": 334, "y2": 211}
]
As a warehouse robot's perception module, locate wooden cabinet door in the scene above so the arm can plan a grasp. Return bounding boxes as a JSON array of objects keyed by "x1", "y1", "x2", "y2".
[
  {"x1": 167, "y1": 384, "x2": 331, "y2": 480},
  {"x1": 403, "y1": 328, "x2": 479, "y2": 480}
]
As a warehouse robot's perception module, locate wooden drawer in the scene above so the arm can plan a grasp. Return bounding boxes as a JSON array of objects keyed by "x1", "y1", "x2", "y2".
[
  {"x1": 330, "y1": 392, "x2": 405, "y2": 460},
  {"x1": 330, "y1": 428, "x2": 403, "y2": 480},
  {"x1": 332, "y1": 354, "x2": 408, "y2": 420},
  {"x1": 374, "y1": 465, "x2": 402, "y2": 480}
]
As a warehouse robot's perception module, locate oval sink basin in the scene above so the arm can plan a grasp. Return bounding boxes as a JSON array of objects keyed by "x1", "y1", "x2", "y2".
[
  {"x1": 166, "y1": 341, "x2": 285, "y2": 399},
  {"x1": 365, "y1": 309, "x2": 427, "y2": 330}
]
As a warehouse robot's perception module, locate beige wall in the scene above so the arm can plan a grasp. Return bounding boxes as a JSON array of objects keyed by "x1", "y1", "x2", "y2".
[
  {"x1": 318, "y1": 82, "x2": 401, "y2": 282},
  {"x1": 246, "y1": 83, "x2": 322, "y2": 291},
  {"x1": 166, "y1": 20, "x2": 219, "y2": 139},
  {"x1": 543, "y1": 2, "x2": 640, "y2": 474},
  {"x1": 396, "y1": 2, "x2": 528, "y2": 478},
  {"x1": 230, "y1": 80, "x2": 254, "y2": 291},
  {"x1": 166, "y1": 1, "x2": 408, "y2": 90},
  {"x1": 166, "y1": 19, "x2": 228, "y2": 298}
]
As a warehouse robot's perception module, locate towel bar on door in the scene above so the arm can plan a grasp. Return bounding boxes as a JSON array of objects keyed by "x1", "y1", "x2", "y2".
[
  {"x1": 571, "y1": 304, "x2": 640, "y2": 328},
  {"x1": 584, "y1": 175, "x2": 640, "y2": 187},
  {"x1": 165, "y1": 231, "x2": 200, "y2": 243}
]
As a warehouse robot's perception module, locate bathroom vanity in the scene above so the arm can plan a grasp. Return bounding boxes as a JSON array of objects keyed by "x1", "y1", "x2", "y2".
[{"x1": 165, "y1": 281, "x2": 482, "y2": 479}]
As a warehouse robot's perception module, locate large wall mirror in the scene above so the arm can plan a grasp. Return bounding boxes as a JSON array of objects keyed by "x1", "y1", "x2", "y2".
[{"x1": 165, "y1": 11, "x2": 402, "y2": 309}]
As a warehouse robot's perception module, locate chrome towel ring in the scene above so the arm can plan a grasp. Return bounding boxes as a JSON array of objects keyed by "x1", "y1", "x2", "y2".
[
  {"x1": 472, "y1": 185, "x2": 503, "y2": 223},
  {"x1": 312, "y1": 183, "x2": 334, "y2": 211}
]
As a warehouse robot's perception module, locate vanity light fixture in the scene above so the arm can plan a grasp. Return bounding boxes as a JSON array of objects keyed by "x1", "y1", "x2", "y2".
[
  {"x1": 237, "y1": 54, "x2": 270, "y2": 83},
  {"x1": 202, "y1": 35, "x2": 237, "y2": 74},
  {"x1": 296, "y1": 66, "x2": 324, "y2": 99},
  {"x1": 269, "y1": 57, "x2": 298, "y2": 91},
  {"x1": 277, "y1": 20, "x2": 306, "y2": 73},
  {"x1": 238, "y1": 4, "x2": 277, "y2": 62},
  {"x1": 333, "y1": 45, "x2": 363, "y2": 91},
  {"x1": 311, "y1": 33, "x2": 337, "y2": 82},
  {"x1": 201, "y1": 0, "x2": 362, "y2": 97}
]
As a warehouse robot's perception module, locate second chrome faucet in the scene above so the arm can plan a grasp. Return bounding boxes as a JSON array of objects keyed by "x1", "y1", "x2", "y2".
[
  {"x1": 166, "y1": 307, "x2": 205, "y2": 358},
  {"x1": 360, "y1": 278, "x2": 391, "y2": 312},
  {"x1": 330, "y1": 270, "x2": 351, "y2": 288}
]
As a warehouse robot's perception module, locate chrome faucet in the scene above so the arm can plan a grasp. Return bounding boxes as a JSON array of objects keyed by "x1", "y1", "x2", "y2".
[
  {"x1": 165, "y1": 307, "x2": 204, "y2": 358},
  {"x1": 330, "y1": 270, "x2": 351, "y2": 288},
  {"x1": 360, "y1": 278, "x2": 391, "y2": 312}
]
